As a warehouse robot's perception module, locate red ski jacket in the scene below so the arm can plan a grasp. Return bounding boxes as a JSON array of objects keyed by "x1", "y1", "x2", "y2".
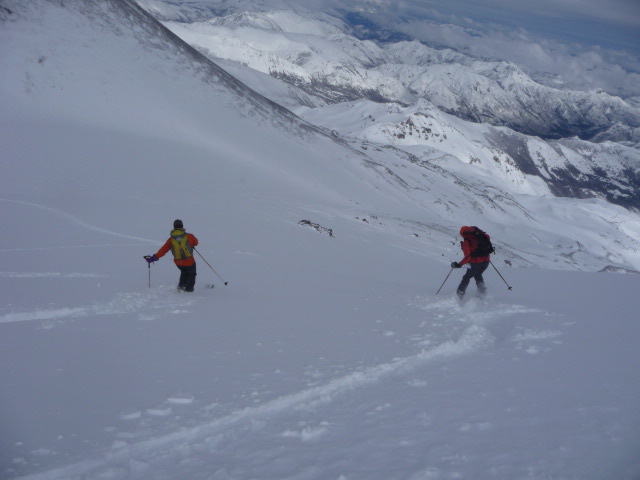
[{"x1": 458, "y1": 226, "x2": 491, "y2": 266}]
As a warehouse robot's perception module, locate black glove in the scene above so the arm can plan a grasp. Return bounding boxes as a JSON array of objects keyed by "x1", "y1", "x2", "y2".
[{"x1": 451, "y1": 261, "x2": 461, "y2": 269}]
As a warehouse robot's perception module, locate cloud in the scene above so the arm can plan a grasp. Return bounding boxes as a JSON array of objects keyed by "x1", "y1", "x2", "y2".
[
  {"x1": 392, "y1": 15, "x2": 640, "y2": 98},
  {"x1": 288, "y1": 0, "x2": 639, "y2": 46},
  {"x1": 502, "y1": 0, "x2": 640, "y2": 27},
  {"x1": 254, "y1": 0, "x2": 640, "y2": 96},
  {"x1": 364, "y1": 0, "x2": 640, "y2": 29},
  {"x1": 298, "y1": 0, "x2": 639, "y2": 97}
]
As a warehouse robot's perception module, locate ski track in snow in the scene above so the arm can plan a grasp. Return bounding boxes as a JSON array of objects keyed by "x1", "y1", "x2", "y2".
[
  {"x1": 0, "y1": 244, "x2": 155, "y2": 253},
  {"x1": 0, "y1": 272, "x2": 106, "y2": 278},
  {"x1": 14, "y1": 296, "x2": 559, "y2": 480},
  {"x1": 0, "y1": 199, "x2": 155, "y2": 244},
  {"x1": 0, "y1": 287, "x2": 196, "y2": 325}
]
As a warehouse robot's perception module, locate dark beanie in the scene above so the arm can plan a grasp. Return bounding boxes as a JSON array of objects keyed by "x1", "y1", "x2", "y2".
[{"x1": 173, "y1": 219, "x2": 184, "y2": 229}]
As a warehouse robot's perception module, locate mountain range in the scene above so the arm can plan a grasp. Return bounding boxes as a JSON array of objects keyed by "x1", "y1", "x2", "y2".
[{"x1": 135, "y1": 0, "x2": 640, "y2": 211}]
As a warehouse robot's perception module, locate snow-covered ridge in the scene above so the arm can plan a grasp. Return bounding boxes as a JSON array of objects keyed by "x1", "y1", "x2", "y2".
[
  {"x1": 152, "y1": 6, "x2": 640, "y2": 144},
  {"x1": 305, "y1": 99, "x2": 640, "y2": 208}
]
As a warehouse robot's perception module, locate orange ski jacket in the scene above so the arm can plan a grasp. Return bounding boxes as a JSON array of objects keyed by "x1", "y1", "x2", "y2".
[{"x1": 155, "y1": 229, "x2": 199, "y2": 267}]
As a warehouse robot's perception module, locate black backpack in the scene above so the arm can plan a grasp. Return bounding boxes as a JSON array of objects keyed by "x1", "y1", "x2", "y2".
[{"x1": 469, "y1": 227, "x2": 495, "y2": 257}]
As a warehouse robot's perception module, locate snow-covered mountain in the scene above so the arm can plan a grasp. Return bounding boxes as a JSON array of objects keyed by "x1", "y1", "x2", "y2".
[
  {"x1": 164, "y1": 12, "x2": 640, "y2": 142},
  {"x1": 138, "y1": 1, "x2": 640, "y2": 210},
  {"x1": 2, "y1": 1, "x2": 640, "y2": 479}
]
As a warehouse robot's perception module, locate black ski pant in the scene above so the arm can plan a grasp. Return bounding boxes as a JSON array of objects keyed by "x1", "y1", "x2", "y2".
[
  {"x1": 177, "y1": 263, "x2": 197, "y2": 292},
  {"x1": 457, "y1": 261, "x2": 489, "y2": 296}
]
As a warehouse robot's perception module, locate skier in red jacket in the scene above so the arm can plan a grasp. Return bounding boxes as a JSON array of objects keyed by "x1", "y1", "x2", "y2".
[
  {"x1": 451, "y1": 226, "x2": 492, "y2": 299},
  {"x1": 145, "y1": 219, "x2": 199, "y2": 292}
]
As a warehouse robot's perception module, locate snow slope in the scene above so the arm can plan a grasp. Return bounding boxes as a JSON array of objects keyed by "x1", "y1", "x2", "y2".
[{"x1": 1, "y1": 1, "x2": 640, "y2": 479}]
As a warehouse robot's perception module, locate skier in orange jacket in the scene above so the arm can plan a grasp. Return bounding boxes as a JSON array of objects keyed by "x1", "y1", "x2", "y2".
[{"x1": 145, "y1": 219, "x2": 199, "y2": 292}]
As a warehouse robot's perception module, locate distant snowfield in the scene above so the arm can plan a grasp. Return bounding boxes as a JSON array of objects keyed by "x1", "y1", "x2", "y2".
[{"x1": 1, "y1": 1, "x2": 640, "y2": 479}]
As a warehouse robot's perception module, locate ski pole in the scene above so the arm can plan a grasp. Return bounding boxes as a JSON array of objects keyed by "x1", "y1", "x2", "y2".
[
  {"x1": 193, "y1": 247, "x2": 228, "y2": 286},
  {"x1": 143, "y1": 256, "x2": 152, "y2": 288},
  {"x1": 436, "y1": 267, "x2": 454, "y2": 295},
  {"x1": 490, "y1": 261, "x2": 512, "y2": 291}
]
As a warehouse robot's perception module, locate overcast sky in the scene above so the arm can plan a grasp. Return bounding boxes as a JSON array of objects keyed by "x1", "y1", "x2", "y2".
[{"x1": 289, "y1": 0, "x2": 640, "y2": 97}]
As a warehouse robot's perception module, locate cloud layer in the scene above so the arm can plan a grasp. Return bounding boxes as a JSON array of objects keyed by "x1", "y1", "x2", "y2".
[
  {"x1": 396, "y1": 18, "x2": 640, "y2": 98},
  {"x1": 152, "y1": 0, "x2": 638, "y2": 97},
  {"x1": 289, "y1": 0, "x2": 640, "y2": 98}
]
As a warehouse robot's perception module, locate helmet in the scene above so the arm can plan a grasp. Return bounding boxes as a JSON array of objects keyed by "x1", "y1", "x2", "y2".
[{"x1": 173, "y1": 219, "x2": 184, "y2": 229}]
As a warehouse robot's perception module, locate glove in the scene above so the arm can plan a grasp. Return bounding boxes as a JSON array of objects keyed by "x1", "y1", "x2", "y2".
[
  {"x1": 144, "y1": 254, "x2": 158, "y2": 264},
  {"x1": 451, "y1": 261, "x2": 461, "y2": 269}
]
